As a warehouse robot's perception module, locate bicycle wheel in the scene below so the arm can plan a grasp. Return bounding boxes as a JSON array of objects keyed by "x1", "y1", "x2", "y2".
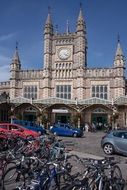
[
  {"x1": 112, "y1": 178, "x2": 125, "y2": 190},
  {"x1": 112, "y1": 165, "x2": 122, "y2": 179},
  {"x1": 4, "y1": 161, "x2": 17, "y2": 173},
  {"x1": 2, "y1": 166, "x2": 25, "y2": 190},
  {"x1": 103, "y1": 181, "x2": 110, "y2": 190},
  {"x1": 60, "y1": 184, "x2": 76, "y2": 190},
  {"x1": 61, "y1": 184, "x2": 89, "y2": 190},
  {"x1": 0, "y1": 161, "x2": 16, "y2": 183},
  {"x1": 65, "y1": 154, "x2": 85, "y2": 176},
  {"x1": 103, "y1": 181, "x2": 124, "y2": 190}
]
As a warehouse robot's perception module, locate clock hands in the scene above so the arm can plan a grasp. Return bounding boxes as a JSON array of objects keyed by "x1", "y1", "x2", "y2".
[{"x1": 58, "y1": 48, "x2": 70, "y2": 59}]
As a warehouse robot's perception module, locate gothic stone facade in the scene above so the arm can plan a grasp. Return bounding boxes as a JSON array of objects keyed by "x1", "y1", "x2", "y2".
[{"x1": 0, "y1": 7, "x2": 127, "y2": 127}]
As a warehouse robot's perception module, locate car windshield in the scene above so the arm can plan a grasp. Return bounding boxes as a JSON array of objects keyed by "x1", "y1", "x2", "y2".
[
  {"x1": 14, "y1": 125, "x2": 26, "y2": 130},
  {"x1": 67, "y1": 125, "x2": 76, "y2": 129},
  {"x1": 0, "y1": 125, "x2": 7, "y2": 129},
  {"x1": 65, "y1": 125, "x2": 70, "y2": 129}
]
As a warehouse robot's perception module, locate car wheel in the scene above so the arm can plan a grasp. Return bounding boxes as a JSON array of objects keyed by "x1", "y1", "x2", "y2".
[
  {"x1": 103, "y1": 143, "x2": 114, "y2": 155},
  {"x1": 73, "y1": 133, "x2": 77, "y2": 137}
]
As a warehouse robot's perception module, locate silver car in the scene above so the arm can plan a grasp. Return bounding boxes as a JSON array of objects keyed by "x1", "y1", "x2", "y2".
[{"x1": 101, "y1": 130, "x2": 127, "y2": 156}]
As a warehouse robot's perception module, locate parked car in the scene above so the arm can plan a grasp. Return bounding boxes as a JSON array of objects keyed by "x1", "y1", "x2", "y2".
[
  {"x1": 49, "y1": 123, "x2": 83, "y2": 137},
  {"x1": 101, "y1": 129, "x2": 127, "y2": 156},
  {"x1": 12, "y1": 119, "x2": 46, "y2": 135},
  {"x1": 0, "y1": 126, "x2": 8, "y2": 134},
  {"x1": 0, "y1": 123, "x2": 39, "y2": 139}
]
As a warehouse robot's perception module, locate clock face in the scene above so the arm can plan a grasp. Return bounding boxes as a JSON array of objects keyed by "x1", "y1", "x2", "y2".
[{"x1": 58, "y1": 48, "x2": 71, "y2": 60}]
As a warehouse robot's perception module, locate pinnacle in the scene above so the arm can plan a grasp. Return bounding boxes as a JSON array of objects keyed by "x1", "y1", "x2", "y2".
[
  {"x1": 46, "y1": 7, "x2": 52, "y2": 24},
  {"x1": 12, "y1": 42, "x2": 20, "y2": 62},
  {"x1": 78, "y1": 8, "x2": 84, "y2": 21},
  {"x1": 116, "y1": 41, "x2": 123, "y2": 56}
]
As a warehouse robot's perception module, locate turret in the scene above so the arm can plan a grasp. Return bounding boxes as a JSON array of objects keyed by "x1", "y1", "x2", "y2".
[
  {"x1": 75, "y1": 4, "x2": 87, "y2": 67},
  {"x1": 113, "y1": 36, "x2": 126, "y2": 98},
  {"x1": 10, "y1": 43, "x2": 21, "y2": 72},
  {"x1": 44, "y1": 7, "x2": 53, "y2": 35},
  {"x1": 43, "y1": 7, "x2": 53, "y2": 69},
  {"x1": 10, "y1": 43, "x2": 21, "y2": 98},
  {"x1": 76, "y1": 4, "x2": 86, "y2": 33},
  {"x1": 113, "y1": 36, "x2": 125, "y2": 69}
]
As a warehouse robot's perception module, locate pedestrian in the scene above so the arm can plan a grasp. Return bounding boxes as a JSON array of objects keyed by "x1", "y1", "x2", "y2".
[{"x1": 92, "y1": 122, "x2": 96, "y2": 132}]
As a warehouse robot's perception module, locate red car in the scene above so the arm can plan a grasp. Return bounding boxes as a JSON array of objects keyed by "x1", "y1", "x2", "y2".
[
  {"x1": 0, "y1": 127, "x2": 7, "y2": 134},
  {"x1": 0, "y1": 123, "x2": 39, "y2": 139}
]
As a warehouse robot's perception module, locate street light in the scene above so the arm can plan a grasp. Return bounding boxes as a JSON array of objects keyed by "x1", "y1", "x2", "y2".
[
  {"x1": 6, "y1": 96, "x2": 10, "y2": 122},
  {"x1": 6, "y1": 96, "x2": 15, "y2": 123},
  {"x1": 112, "y1": 108, "x2": 119, "y2": 129}
]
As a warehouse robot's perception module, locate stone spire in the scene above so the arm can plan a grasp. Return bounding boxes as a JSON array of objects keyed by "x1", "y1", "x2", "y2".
[
  {"x1": 76, "y1": 3, "x2": 86, "y2": 32},
  {"x1": 12, "y1": 42, "x2": 20, "y2": 62},
  {"x1": 11, "y1": 42, "x2": 21, "y2": 71},
  {"x1": 44, "y1": 6, "x2": 53, "y2": 34},
  {"x1": 114, "y1": 35, "x2": 125, "y2": 68},
  {"x1": 78, "y1": 3, "x2": 84, "y2": 21},
  {"x1": 115, "y1": 35, "x2": 123, "y2": 56},
  {"x1": 46, "y1": 6, "x2": 52, "y2": 24}
]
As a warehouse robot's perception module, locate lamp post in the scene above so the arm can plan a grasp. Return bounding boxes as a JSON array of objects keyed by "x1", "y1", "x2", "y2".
[
  {"x1": 111, "y1": 98, "x2": 116, "y2": 129},
  {"x1": 112, "y1": 111, "x2": 115, "y2": 129},
  {"x1": 6, "y1": 96, "x2": 10, "y2": 122},
  {"x1": 6, "y1": 97, "x2": 15, "y2": 124},
  {"x1": 112, "y1": 108, "x2": 119, "y2": 130},
  {"x1": 77, "y1": 109, "x2": 81, "y2": 129},
  {"x1": 75, "y1": 97, "x2": 81, "y2": 128}
]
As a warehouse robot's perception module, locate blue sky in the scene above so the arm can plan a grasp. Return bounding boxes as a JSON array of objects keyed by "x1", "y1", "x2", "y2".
[{"x1": 0, "y1": 0, "x2": 127, "y2": 81}]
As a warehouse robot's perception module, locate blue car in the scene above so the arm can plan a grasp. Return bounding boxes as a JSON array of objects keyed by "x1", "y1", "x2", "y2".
[
  {"x1": 12, "y1": 119, "x2": 46, "y2": 135},
  {"x1": 49, "y1": 123, "x2": 83, "y2": 137}
]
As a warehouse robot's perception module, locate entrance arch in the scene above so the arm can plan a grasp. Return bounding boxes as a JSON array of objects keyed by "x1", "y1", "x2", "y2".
[
  {"x1": 91, "y1": 107, "x2": 108, "y2": 129},
  {"x1": 81, "y1": 104, "x2": 112, "y2": 129},
  {"x1": 44, "y1": 103, "x2": 77, "y2": 124},
  {"x1": 13, "y1": 103, "x2": 40, "y2": 122}
]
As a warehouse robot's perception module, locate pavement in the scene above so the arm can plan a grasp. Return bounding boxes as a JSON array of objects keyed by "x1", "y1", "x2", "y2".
[
  {"x1": 61, "y1": 131, "x2": 127, "y2": 183},
  {"x1": 69, "y1": 150, "x2": 104, "y2": 160}
]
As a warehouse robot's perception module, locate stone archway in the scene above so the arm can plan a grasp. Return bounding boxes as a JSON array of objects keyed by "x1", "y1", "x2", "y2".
[
  {"x1": 81, "y1": 104, "x2": 113, "y2": 129},
  {"x1": 43, "y1": 103, "x2": 77, "y2": 126},
  {"x1": 12, "y1": 103, "x2": 40, "y2": 122}
]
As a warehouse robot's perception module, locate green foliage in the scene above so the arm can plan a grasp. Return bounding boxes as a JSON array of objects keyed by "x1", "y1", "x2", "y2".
[
  {"x1": 71, "y1": 114, "x2": 79, "y2": 126},
  {"x1": 41, "y1": 112, "x2": 49, "y2": 125}
]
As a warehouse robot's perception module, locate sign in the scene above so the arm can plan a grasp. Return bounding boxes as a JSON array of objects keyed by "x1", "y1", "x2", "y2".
[{"x1": 52, "y1": 109, "x2": 68, "y2": 113}]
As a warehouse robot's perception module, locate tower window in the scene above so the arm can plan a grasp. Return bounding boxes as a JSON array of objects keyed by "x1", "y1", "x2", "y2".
[
  {"x1": 23, "y1": 85, "x2": 37, "y2": 99},
  {"x1": 92, "y1": 85, "x2": 108, "y2": 99},
  {"x1": 56, "y1": 85, "x2": 71, "y2": 99}
]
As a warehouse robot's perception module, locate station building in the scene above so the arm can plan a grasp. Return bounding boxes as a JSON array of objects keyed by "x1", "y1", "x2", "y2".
[{"x1": 0, "y1": 6, "x2": 127, "y2": 128}]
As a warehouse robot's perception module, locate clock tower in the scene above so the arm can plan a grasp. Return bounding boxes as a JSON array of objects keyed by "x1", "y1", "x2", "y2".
[
  {"x1": 43, "y1": 5, "x2": 87, "y2": 99},
  {"x1": 43, "y1": 6, "x2": 87, "y2": 70}
]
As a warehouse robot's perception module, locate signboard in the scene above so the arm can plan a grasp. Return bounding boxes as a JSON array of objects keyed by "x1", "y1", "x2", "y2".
[{"x1": 52, "y1": 109, "x2": 68, "y2": 113}]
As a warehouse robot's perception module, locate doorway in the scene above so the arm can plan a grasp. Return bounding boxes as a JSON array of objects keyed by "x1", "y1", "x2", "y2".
[
  {"x1": 55, "y1": 113, "x2": 71, "y2": 123},
  {"x1": 91, "y1": 113, "x2": 108, "y2": 130},
  {"x1": 24, "y1": 113, "x2": 36, "y2": 121}
]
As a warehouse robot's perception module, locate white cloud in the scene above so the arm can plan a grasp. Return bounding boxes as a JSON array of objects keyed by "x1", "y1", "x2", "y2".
[
  {"x1": 0, "y1": 33, "x2": 16, "y2": 41},
  {"x1": 0, "y1": 55, "x2": 10, "y2": 81},
  {"x1": 0, "y1": 65, "x2": 10, "y2": 81},
  {"x1": 0, "y1": 55, "x2": 10, "y2": 65}
]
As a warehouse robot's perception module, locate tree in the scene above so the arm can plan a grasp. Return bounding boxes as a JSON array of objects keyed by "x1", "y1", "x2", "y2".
[{"x1": 40, "y1": 112, "x2": 50, "y2": 129}]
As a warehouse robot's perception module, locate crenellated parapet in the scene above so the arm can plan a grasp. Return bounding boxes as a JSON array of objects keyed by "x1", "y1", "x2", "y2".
[
  {"x1": 85, "y1": 68, "x2": 114, "y2": 78},
  {"x1": 54, "y1": 33, "x2": 75, "y2": 38},
  {"x1": 19, "y1": 70, "x2": 44, "y2": 79},
  {"x1": 0, "y1": 81, "x2": 10, "y2": 88}
]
